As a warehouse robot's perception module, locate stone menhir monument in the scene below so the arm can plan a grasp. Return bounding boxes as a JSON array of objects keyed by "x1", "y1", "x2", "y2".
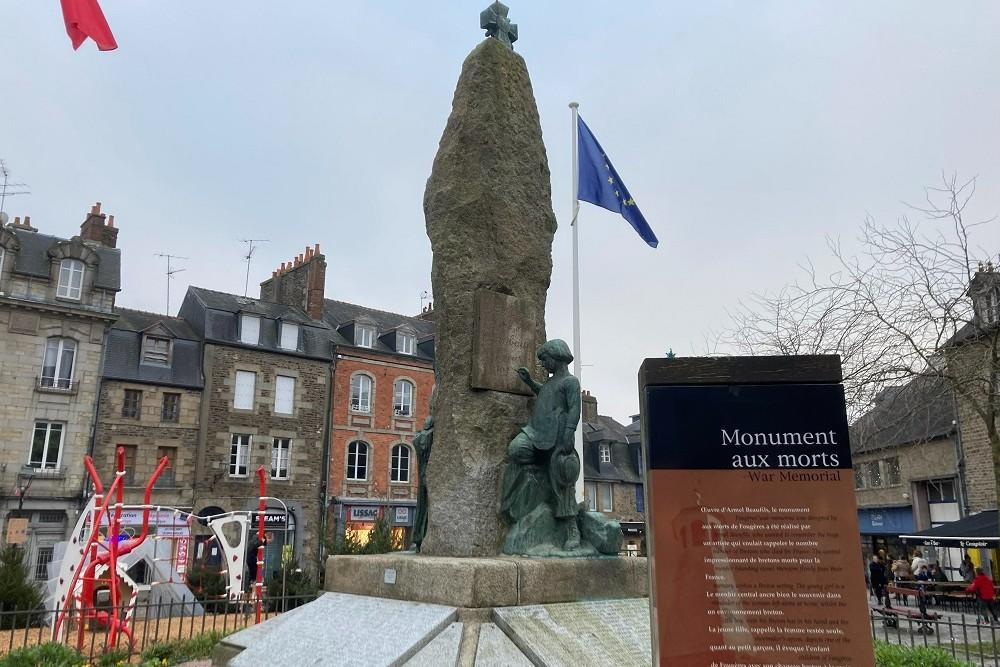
[
  {"x1": 420, "y1": 21, "x2": 557, "y2": 557},
  {"x1": 213, "y1": 8, "x2": 650, "y2": 665}
]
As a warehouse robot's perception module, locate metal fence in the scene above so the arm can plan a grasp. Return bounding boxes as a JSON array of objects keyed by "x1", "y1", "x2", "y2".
[
  {"x1": 870, "y1": 606, "x2": 1000, "y2": 665},
  {"x1": 0, "y1": 593, "x2": 317, "y2": 663}
]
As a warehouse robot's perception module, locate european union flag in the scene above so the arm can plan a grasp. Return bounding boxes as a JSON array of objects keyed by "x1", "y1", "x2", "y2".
[{"x1": 577, "y1": 116, "x2": 658, "y2": 248}]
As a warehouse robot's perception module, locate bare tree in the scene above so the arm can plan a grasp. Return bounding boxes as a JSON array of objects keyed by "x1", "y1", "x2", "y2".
[{"x1": 720, "y1": 173, "x2": 1000, "y2": 505}]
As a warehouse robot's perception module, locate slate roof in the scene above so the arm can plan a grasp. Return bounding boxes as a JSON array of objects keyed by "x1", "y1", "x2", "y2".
[
  {"x1": 323, "y1": 298, "x2": 435, "y2": 361},
  {"x1": 849, "y1": 374, "x2": 956, "y2": 455},
  {"x1": 180, "y1": 286, "x2": 335, "y2": 361},
  {"x1": 10, "y1": 228, "x2": 121, "y2": 291},
  {"x1": 582, "y1": 414, "x2": 643, "y2": 484},
  {"x1": 102, "y1": 308, "x2": 203, "y2": 388}
]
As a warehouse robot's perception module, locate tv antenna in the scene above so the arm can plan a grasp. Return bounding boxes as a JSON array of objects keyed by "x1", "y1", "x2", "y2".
[
  {"x1": 420, "y1": 290, "x2": 431, "y2": 312},
  {"x1": 154, "y1": 252, "x2": 188, "y2": 314},
  {"x1": 0, "y1": 159, "x2": 30, "y2": 220},
  {"x1": 240, "y1": 239, "x2": 269, "y2": 297}
]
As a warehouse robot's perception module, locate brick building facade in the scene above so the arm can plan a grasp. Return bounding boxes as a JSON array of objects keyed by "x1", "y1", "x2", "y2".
[
  {"x1": 0, "y1": 205, "x2": 120, "y2": 581},
  {"x1": 323, "y1": 301, "x2": 435, "y2": 548}
]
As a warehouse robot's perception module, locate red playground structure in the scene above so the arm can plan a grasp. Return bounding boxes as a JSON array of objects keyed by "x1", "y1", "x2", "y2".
[{"x1": 50, "y1": 447, "x2": 270, "y2": 651}]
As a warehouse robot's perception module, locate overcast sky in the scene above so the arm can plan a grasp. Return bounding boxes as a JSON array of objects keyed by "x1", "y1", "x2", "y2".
[{"x1": 3, "y1": 2, "x2": 1000, "y2": 423}]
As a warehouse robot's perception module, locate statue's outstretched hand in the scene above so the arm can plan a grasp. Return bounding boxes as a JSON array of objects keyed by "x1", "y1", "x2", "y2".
[{"x1": 516, "y1": 367, "x2": 532, "y2": 383}]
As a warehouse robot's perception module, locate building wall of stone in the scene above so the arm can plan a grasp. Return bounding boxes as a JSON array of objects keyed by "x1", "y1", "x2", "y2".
[
  {"x1": 328, "y1": 352, "x2": 435, "y2": 503},
  {"x1": 610, "y1": 482, "x2": 643, "y2": 523},
  {"x1": 93, "y1": 381, "x2": 202, "y2": 509},
  {"x1": 195, "y1": 344, "x2": 329, "y2": 576},
  {"x1": 0, "y1": 305, "x2": 109, "y2": 512},
  {"x1": 946, "y1": 342, "x2": 999, "y2": 513},
  {"x1": 852, "y1": 438, "x2": 957, "y2": 509}
]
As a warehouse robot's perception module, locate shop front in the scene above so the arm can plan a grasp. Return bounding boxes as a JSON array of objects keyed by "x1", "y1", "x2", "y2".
[
  {"x1": 857, "y1": 505, "x2": 915, "y2": 564},
  {"x1": 342, "y1": 502, "x2": 416, "y2": 549},
  {"x1": 901, "y1": 510, "x2": 999, "y2": 580},
  {"x1": 251, "y1": 510, "x2": 296, "y2": 581}
]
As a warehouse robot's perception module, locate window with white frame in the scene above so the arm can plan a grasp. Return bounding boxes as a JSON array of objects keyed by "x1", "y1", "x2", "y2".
[
  {"x1": 41, "y1": 337, "x2": 76, "y2": 389},
  {"x1": 584, "y1": 482, "x2": 597, "y2": 512},
  {"x1": 30, "y1": 422, "x2": 64, "y2": 470},
  {"x1": 355, "y1": 324, "x2": 376, "y2": 348},
  {"x1": 274, "y1": 375, "x2": 295, "y2": 415},
  {"x1": 239, "y1": 314, "x2": 261, "y2": 345},
  {"x1": 397, "y1": 332, "x2": 416, "y2": 355},
  {"x1": 393, "y1": 379, "x2": 414, "y2": 417},
  {"x1": 279, "y1": 322, "x2": 299, "y2": 350},
  {"x1": 271, "y1": 438, "x2": 291, "y2": 480},
  {"x1": 390, "y1": 444, "x2": 410, "y2": 483},
  {"x1": 884, "y1": 457, "x2": 901, "y2": 487},
  {"x1": 985, "y1": 289, "x2": 1000, "y2": 327},
  {"x1": 347, "y1": 441, "x2": 368, "y2": 480},
  {"x1": 599, "y1": 443, "x2": 611, "y2": 463},
  {"x1": 56, "y1": 259, "x2": 84, "y2": 300},
  {"x1": 234, "y1": 371, "x2": 256, "y2": 410},
  {"x1": 142, "y1": 336, "x2": 171, "y2": 365},
  {"x1": 230, "y1": 434, "x2": 251, "y2": 477},
  {"x1": 350, "y1": 374, "x2": 372, "y2": 413},
  {"x1": 853, "y1": 465, "x2": 866, "y2": 490},
  {"x1": 865, "y1": 460, "x2": 883, "y2": 488},
  {"x1": 599, "y1": 483, "x2": 614, "y2": 512}
]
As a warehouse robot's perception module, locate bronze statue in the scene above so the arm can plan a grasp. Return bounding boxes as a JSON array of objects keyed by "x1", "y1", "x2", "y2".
[
  {"x1": 411, "y1": 416, "x2": 434, "y2": 551},
  {"x1": 501, "y1": 339, "x2": 582, "y2": 551}
]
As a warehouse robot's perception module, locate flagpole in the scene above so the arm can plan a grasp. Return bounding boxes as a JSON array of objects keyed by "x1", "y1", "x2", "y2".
[{"x1": 569, "y1": 101, "x2": 584, "y2": 504}]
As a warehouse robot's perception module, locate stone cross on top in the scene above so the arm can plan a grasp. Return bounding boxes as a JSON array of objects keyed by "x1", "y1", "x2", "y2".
[{"x1": 481, "y1": 2, "x2": 518, "y2": 49}]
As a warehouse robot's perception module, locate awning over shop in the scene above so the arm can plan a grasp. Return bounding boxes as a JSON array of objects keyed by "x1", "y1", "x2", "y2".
[
  {"x1": 900, "y1": 510, "x2": 999, "y2": 549},
  {"x1": 620, "y1": 521, "x2": 645, "y2": 536}
]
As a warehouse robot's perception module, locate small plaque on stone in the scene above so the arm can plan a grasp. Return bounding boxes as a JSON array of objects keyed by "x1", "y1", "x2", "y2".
[{"x1": 471, "y1": 289, "x2": 535, "y2": 395}]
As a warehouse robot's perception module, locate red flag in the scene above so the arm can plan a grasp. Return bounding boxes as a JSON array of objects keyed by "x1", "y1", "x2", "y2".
[{"x1": 61, "y1": 0, "x2": 118, "y2": 51}]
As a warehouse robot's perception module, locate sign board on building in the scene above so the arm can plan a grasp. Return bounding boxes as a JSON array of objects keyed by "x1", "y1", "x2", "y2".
[
  {"x1": 393, "y1": 507, "x2": 411, "y2": 525},
  {"x1": 251, "y1": 512, "x2": 292, "y2": 530},
  {"x1": 349, "y1": 506, "x2": 380, "y2": 522},
  {"x1": 5, "y1": 518, "x2": 28, "y2": 545},
  {"x1": 175, "y1": 537, "x2": 189, "y2": 576},
  {"x1": 639, "y1": 356, "x2": 875, "y2": 667}
]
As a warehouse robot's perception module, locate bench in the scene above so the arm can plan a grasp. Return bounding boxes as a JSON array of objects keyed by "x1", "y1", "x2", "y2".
[{"x1": 872, "y1": 605, "x2": 939, "y2": 633}]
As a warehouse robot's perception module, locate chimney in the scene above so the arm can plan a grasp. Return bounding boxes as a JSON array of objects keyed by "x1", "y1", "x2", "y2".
[
  {"x1": 582, "y1": 390, "x2": 598, "y2": 423},
  {"x1": 417, "y1": 301, "x2": 436, "y2": 322},
  {"x1": 79, "y1": 201, "x2": 119, "y2": 248},
  {"x1": 259, "y1": 244, "x2": 327, "y2": 320},
  {"x1": 11, "y1": 215, "x2": 37, "y2": 232}
]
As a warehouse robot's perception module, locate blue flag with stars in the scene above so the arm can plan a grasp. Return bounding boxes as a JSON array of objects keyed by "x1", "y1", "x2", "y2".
[{"x1": 576, "y1": 115, "x2": 658, "y2": 248}]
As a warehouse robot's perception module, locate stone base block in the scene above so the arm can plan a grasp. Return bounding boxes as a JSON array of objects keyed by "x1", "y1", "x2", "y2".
[{"x1": 325, "y1": 553, "x2": 647, "y2": 607}]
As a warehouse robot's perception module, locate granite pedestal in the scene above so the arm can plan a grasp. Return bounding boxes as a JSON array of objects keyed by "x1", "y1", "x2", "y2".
[{"x1": 213, "y1": 555, "x2": 651, "y2": 666}]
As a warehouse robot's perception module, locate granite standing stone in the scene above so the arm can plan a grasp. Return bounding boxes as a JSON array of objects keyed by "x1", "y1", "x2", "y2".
[{"x1": 423, "y1": 36, "x2": 557, "y2": 557}]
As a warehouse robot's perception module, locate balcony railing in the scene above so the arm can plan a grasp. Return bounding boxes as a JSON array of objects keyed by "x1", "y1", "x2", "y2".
[{"x1": 35, "y1": 377, "x2": 78, "y2": 395}]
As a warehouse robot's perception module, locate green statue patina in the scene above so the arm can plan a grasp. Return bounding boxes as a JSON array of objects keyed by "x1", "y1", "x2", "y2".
[
  {"x1": 480, "y1": 2, "x2": 518, "y2": 49},
  {"x1": 411, "y1": 419, "x2": 434, "y2": 551},
  {"x1": 501, "y1": 339, "x2": 585, "y2": 553}
]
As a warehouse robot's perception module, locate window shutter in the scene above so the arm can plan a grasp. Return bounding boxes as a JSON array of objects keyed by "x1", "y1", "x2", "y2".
[
  {"x1": 275, "y1": 375, "x2": 295, "y2": 415},
  {"x1": 240, "y1": 315, "x2": 260, "y2": 345},
  {"x1": 280, "y1": 323, "x2": 299, "y2": 350},
  {"x1": 234, "y1": 371, "x2": 256, "y2": 409}
]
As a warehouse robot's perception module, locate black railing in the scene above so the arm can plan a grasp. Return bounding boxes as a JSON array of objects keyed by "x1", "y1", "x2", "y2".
[
  {"x1": 869, "y1": 599, "x2": 1000, "y2": 665},
  {"x1": 0, "y1": 592, "x2": 317, "y2": 662}
]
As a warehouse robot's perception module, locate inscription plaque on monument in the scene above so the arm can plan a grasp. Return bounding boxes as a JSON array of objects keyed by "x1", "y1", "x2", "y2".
[{"x1": 471, "y1": 289, "x2": 535, "y2": 395}]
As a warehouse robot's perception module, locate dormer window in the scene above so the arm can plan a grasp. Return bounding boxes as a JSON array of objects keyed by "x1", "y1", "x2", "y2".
[
  {"x1": 397, "y1": 332, "x2": 416, "y2": 355},
  {"x1": 240, "y1": 314, "x2": 260, "y2": 345},
  {"x1": 599, "y1": 443, "x2": 611, "y2": 464},
  {"x1": 279, "y1": 322, "x2": 299, "y2": 351},
  {"x1": 142, "y1": 336, "x2": 171, "y2": 366},
  {"x1": 355, "y1": 324, "x2": 376, "y2": 348},
  {"x1": 56, "y1": 259, "x2": 84, "y2": 300}
]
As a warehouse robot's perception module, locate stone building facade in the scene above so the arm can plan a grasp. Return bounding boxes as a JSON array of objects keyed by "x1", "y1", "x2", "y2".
[
  {"x1": 0, "y1": 205, "x2": 120, "y2": 581},
  {"x1": 93, "y1": 308, "x2": 204, "y2": 511},
  {"x1": 322, "y1": 299, "x2": 435, "y2": 549},
  {"x1": 179, "y1": 279, "x2": 334, "y2": 580},
  {"x1": 580, "y1": 393, "x2": 645, "y2": 555},
  {"x1": 850, "y1": 375, "x2": 962, "y2": 571}
]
